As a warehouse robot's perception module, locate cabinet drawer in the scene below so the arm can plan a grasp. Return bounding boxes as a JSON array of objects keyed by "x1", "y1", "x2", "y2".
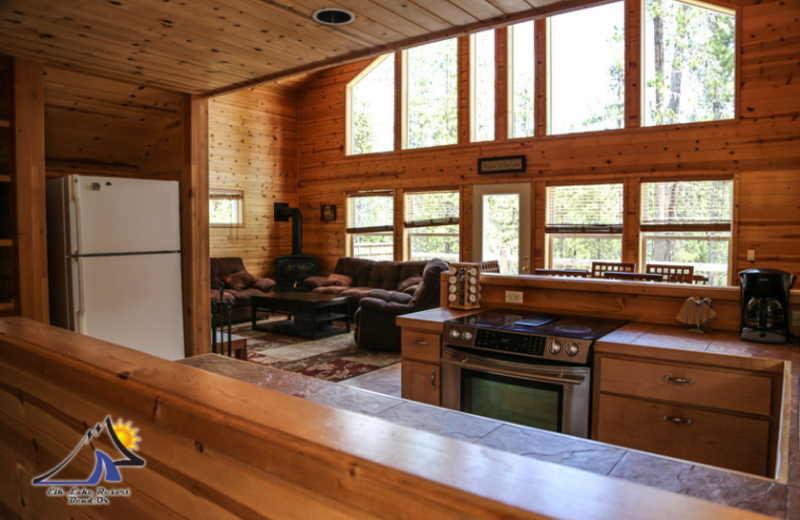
[
  {"x1": 600, "y1": 357, "x2": 772, "y2": 416},
  {"x1": 597, "y1": 394, "x2": 770, "y2": 476},
  {"x1": 401, "y1": 330, "x2": 441, "y2": 362}
]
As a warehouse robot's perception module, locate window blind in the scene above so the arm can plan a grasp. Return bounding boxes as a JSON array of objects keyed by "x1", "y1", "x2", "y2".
[
  {"x1": 545, "y1": 183, "x2": 623, "y2": 234},
  {"x1": 209, "y1": 190, "x2": 243, "y2": 201},
  {"x1": 404, "y1": 190, "x2": 459, "y2": 229},
  {"x1": 346, "y1": 192, "x2": 394, "y2": 234},
  {"x1": 641, "y1": 180, "x2": 732, "y2": 231}
]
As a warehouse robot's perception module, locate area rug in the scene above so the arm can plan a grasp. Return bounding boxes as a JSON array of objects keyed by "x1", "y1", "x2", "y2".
[{"x1": 224, "y1": 316, "x2": 401, "y2": 383}]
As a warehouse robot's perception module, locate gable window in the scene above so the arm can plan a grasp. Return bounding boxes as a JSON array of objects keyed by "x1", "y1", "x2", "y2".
[
  {"x1": 209, "y1": 189, "x2": 243, "y2": 226},
  {"x1": 548, "y1": 2, "x2": 625, "y2": 135},
  {"x1": 546, "y1": 183, "x2": 624, "y2": 270},
  {"x1": 349, "y1": 53, "x2": 395, "y2": 155},
  {"x1": 509, "y1": 21, "x2": 535, "y2": 138},
  {"x1": 643, "y1": 0, "x2": 736, "y2": 126},
  {"x1": 404, "y1": 190, "x2": 460, "y2": 262},
  {"x1": 470, "y1": 29, "x2": 495, "y2": 143},
  {"x1": 404, "y1": 38, "x2": 458, "y2": 149},
  {"x1": 346, "y1": 192, "x2": 394, "y2": 260},
  {"x1": 641, "y1": 180, "x2": 733, "y2": 285}
]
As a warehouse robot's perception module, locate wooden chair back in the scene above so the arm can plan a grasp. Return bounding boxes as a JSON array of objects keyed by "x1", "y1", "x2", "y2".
[
  {"x1": 480, "y1": 260, "x2": 500, "y2": 273},
  {"x1": 603, "y1": 271, "x2": 662, "y2": 282},
  {"x1": 591, "y1": 262, "x2": 635, "y2": 278},
  {"x1": 692, "y1": 274, "x2": 709, "y2": 285},
  {"x1": 534, "y1": 268, "x2": 590, "y2": 278},
  {"x1": 645, "y1": 264, "x2": 694, "y2": 283}
]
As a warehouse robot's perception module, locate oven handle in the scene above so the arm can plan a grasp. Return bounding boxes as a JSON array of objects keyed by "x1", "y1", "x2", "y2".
[{"x1": 440, "y1": 358, "x2": 585, "y2": 386}]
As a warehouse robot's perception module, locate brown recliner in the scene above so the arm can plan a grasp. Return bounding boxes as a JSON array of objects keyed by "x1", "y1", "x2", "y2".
[
  {"x1": 210, "y1": 257, "x2": 276, "y2": 323},
  {"x1": 353, "y1": 258, "x2": 449, "y2": 352}
]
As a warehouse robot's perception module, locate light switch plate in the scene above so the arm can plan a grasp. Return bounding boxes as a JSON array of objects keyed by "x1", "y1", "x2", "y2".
[
  {"x1": 505, "y1": 291, "x2": 523, "y2": 304},
  {"x1": 747, "y1": 249, "x2": 756, "y2": 262},
  {"x1": 792, "y1": 311, "x2": 800, "y2": 328}
]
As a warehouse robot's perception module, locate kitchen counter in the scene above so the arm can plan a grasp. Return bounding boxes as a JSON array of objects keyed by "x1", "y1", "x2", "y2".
[{"x1": 180, "y1": 321, "x2": 797, "y2": 520}]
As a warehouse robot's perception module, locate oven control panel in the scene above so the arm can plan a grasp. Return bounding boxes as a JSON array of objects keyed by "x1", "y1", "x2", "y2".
[{"x1": 444, "y1": 325, "x2": 592, "y2": 364}]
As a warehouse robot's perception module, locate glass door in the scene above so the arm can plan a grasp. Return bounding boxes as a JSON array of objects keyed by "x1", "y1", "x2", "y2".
[{"x1": 472, "y1": 183, "x2": 531, "y2": 274}]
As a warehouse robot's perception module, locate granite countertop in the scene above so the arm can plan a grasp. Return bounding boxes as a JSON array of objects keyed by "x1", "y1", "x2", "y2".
[{"x1": 179, "y1": 331, "x2": 796, "y2": 519}]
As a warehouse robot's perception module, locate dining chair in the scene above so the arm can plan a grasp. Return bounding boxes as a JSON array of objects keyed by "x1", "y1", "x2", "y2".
[
  {"x1": 646, "y1": 263, "x2": 694, "y2": 283},
  {"x1": 534, "y1": 268, "x2": 590, "y2": 278},
  {"x1": 603, "y1": 271, "x2": 663, "y2": 282},
  {"x1": 591, "y1": 262, "x2": 635, "y2": 278}
]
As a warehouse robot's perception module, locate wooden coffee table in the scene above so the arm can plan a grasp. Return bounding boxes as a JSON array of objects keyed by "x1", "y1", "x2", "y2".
[{"x1": 251, "y1": 292, "x2": 351, "y2": 340}]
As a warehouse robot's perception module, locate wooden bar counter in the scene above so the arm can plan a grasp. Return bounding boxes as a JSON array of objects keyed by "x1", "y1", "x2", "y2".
[{"x1": 0, "y1": 315, "x2": 784, "y2": 520}]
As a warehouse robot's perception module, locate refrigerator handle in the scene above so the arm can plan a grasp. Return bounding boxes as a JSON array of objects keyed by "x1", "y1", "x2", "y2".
[
  {"x1": 71, "y1": 177, "x2": 85, "y2": 254},
  {"x1": 75, "y1": 257, "x2": 87, "y2": 334}
]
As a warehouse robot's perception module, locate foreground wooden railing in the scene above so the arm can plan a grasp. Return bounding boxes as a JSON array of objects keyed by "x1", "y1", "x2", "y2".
[{"x1": 0, "y1": 317, "x2": 771, "y2": 520}]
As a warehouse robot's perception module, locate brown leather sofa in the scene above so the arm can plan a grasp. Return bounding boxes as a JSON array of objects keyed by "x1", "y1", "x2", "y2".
[
  {"x1": 211, "y1": 257, "x2": 276, "y2": 323},
  {"x1": 305, "y1": 257, "x2": 430, "y2": 303},
  {"x1": 353, "y1": 258, "x2": 450, "y2": 352}
]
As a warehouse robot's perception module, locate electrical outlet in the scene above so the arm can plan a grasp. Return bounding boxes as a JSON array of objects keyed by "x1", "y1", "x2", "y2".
[
  {"x1": 747, "y1": 249, "x2": 756, "y2": 262},
  {"x1": 505, "y1": 291, "x2": 523, "y2": 304},
  {"x1": 792, "y1": 311, "x2": 800, "y2": 328}
]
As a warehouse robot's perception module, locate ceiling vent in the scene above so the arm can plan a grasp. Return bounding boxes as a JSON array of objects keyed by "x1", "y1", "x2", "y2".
[{"x1": 312, "y1": 8, "x2": 356, "y2": 26}]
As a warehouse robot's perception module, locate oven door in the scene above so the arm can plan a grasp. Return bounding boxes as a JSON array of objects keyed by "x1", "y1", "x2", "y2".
[{"x1": 441, "y1": 346, "x2": 591, "y2": 438}]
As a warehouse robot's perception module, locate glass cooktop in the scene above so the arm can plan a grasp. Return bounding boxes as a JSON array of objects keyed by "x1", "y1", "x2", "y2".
[{"x1": 447, "y1": 309, "x2": 628, "y2": 341}]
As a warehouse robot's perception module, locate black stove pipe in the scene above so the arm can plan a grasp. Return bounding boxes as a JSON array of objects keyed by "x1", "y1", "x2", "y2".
[{"x1": 275, "y1": 203, "x2": 303, "y2": 255}]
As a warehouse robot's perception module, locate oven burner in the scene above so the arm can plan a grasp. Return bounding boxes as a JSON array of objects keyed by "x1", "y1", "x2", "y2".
[{"x1": 555, "y1": 324, "x2": 593, "y2": 334}]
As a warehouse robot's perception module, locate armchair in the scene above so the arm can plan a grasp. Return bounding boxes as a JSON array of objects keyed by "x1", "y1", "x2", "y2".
[{"x1": 354, "y1": 258, "x2": 449, "y2": 352}]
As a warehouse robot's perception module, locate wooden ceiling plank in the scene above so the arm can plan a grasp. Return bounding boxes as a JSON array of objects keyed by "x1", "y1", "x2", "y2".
[
  {"x1": 44, "y1": 92, "x2": 182, "y2": 124},
  {"x1": 485, "y1": 0, "x2": 544, "y2": 11},
  {"x1": 201, "y1": 0, "x2": 391, "y2": 55},
  {"x1": 0, "y1": 6, "x2": 256, "y2": 90},
  {"x1": 0, "y1": 0, "x2": 294, "y2": 82},
  {"x1": 43, "y1": 68, "x2": 185, "y2": 108},
  {"x1": 440, "y1": 0, "x2": 506, "y2": 20},
  {"x1": 44, "y1": 106, "x2": 175, "y2": 133},
  {"x1": 0, "y1": 35, "x2": 220, "y2": 93},
  {"x1": 403, "y1": 1, "x2": 481, "y2": 26},
  {"x1": 345, "y1": 0, "x2": 452, "y2": 33},
  {"x1": 254, "y1": 0, "x2": 430, "y2": 39}
]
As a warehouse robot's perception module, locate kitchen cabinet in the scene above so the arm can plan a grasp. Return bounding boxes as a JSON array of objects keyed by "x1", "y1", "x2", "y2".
[
  {"x1": 400, "y1": 328, "x2": 442, "y2": 406},
  {"x1": 593, "y1": 354, "x2": 778, "y2": 477}
]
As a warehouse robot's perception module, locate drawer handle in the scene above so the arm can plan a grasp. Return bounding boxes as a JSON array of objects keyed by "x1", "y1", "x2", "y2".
[
  {"x1": 431, "y1": 368, "x2": 437, "y2": 390},
  {"x1": 411, "y1": 339, "x2": 430, "y2": 346},
  {"x1": 662, "y1": 414, "x2": 693, "y2": 425},
  {"x1": 664, "y1": 375, "x2": 695, "y2": 385}
]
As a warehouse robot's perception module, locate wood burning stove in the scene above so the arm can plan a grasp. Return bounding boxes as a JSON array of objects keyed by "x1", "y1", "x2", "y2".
[{"x1": 274, "y1": 203, "x2": 317, "y2": 291}]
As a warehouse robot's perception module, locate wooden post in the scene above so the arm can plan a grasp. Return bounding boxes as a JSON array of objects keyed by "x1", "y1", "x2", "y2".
[
  {"x1": 458, "y1": 36, "x2": 470, "y2": 145},
  {"x1": 494, "y1": 27, "x2": 508, "y2": 142},
  {"x1": 181, "y1": 95, "x2": 210, "y2": 357},
  {"x1": 12, "y1": 58, "x2": 48, "y2": 323},
  {"x1": 534, "y1": 19, "x2": 548, "y2": 138},
  {"x1": 625, "y1": 0, "x2": 642, "y2": 129}
]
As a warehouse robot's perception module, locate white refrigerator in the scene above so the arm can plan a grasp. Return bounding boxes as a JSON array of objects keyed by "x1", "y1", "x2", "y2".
[{"x1": 47, "y1": 175, "x2": 185, "y2": 360}]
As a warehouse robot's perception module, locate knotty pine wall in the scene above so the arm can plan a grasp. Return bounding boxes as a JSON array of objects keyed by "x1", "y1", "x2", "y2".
[
  {"x1": 208, "y1": 86, "x2": 300, "y2": 278},
  {"x1": 43, "y1": 67, "x2": 185, "y2": 180},
  {"x1": 294, "y1": 0, "x2": 800, "y2": 280}
]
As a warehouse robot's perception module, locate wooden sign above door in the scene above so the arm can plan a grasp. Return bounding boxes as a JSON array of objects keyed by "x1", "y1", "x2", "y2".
[{"x1": 478, "y1": 155, "x2": 526, "y2": 175}]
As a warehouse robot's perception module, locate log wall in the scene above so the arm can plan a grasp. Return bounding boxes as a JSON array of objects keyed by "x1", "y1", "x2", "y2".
[
  {"x1": 294, "y1": 0, "x2": 800, "y2": 280},
  {"x1": 208, "y1": 87, "x2": 300, "y2": 278}
]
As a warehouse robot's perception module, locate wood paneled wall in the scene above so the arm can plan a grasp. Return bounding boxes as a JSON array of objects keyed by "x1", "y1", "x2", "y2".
[
  {"x1": 43, "y1": 67, "x2": 184, "y2": 179},
  {"x1": 208, "y1": 86, "x2": 300, "y2": 277},
  {"x1": 294, "y1": 0, "x2": 800, "y2": 279}
]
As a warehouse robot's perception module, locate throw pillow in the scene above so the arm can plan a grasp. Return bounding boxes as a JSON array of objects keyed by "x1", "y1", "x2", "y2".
[
  {"x1": 397, "y1": 276, "x2": 423, "y2": 292},
  {"x1": 323, "y1": 274, "x2": 354, "y2": 287},
  {"x1": 223, "y1": 270, "x2": 256, "y2": 291}
]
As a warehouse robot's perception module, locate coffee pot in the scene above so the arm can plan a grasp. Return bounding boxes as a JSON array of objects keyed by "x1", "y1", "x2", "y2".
[{"x1": 739, "y1": 268, "x2": 795, "y2": 344}]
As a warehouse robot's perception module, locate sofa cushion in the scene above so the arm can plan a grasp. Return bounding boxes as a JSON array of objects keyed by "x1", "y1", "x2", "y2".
[
  {"x1": 397, "y1": 261, "x2": 428, "y2": 283},
  {"x1": 312, "y1": 286, "x2": 348, "y2": 296},
  {"x1": 397, "y1": 276, "x2": 422, "y2": 293},
  {"x1": 334, "y1": 257, "x2": 374, "y2": 286},
  {"x1": 410, "y1": 258, "x2": 450, "y2": 307},
  {"x1": 367, "y1": 261, "x2": 402, "y2": 290},
  {"x1": 210, "y1": 290, "x2": 235, "y2": 302},
  {"x1": 340, "y1": 287, "x2": 375, "y2": 300},
  {"x1": 252, "y1": 277, "x2": 276, "y2": 292},
  {"x1": 210, "y1": 257, "x2": 247, "y2": 290},
  {"x1": 323, "y1": 274, "x2": 354, "y2": 287},
  {"x1": 223, "y1": 270, "x2": 256, "y2": 291},
  {"x1": 226, "y1": 287, "x2": 269, "y2": 301}
]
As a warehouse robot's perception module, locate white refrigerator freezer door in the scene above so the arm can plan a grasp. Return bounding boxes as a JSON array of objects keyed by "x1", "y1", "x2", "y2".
[
  {"x1": 72, "y1": 175, "x2": 181, "y2": 255},
  {"x1": 76, "y1": 253, "x2": 185, "y2": 360}
]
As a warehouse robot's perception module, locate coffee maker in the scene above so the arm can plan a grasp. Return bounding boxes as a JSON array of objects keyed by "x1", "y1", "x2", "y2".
[{"x1": 739, "y1": 268, "x2": 795, "y2": 344}]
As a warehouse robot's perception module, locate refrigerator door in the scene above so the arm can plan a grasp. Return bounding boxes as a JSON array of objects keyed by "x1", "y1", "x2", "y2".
[
  {"x1": 70, "y1": 175, "x2": 181, "y2": 255},
  {"x1": 74, "y1": 253, "x2": 185, "y2": 360}
]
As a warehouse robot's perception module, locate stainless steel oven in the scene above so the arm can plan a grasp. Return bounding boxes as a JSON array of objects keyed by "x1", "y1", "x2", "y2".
[{"x1": 441, "y1": 310, "x2": 627, "y2": 438}]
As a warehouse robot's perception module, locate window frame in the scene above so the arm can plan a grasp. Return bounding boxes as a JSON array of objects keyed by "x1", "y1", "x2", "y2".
[
  {"x1": 403, "y1": 188, "x2": 461, "y2": 263},
  {"x1": 346, "y1": 191, "x2": 396, "y2": 261},
  {"x1": 346, "y1": 53, "x2": 396, "y2": 156},
  {"x1": 638, "y1": 178, "x2": 735, "y2": 285},
  {"x1": 469, "y1": 29, "x2": 496, "y2": 143},
  {"x1": 209, "y1": 189, "x2": 244, "y2": 227}
]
